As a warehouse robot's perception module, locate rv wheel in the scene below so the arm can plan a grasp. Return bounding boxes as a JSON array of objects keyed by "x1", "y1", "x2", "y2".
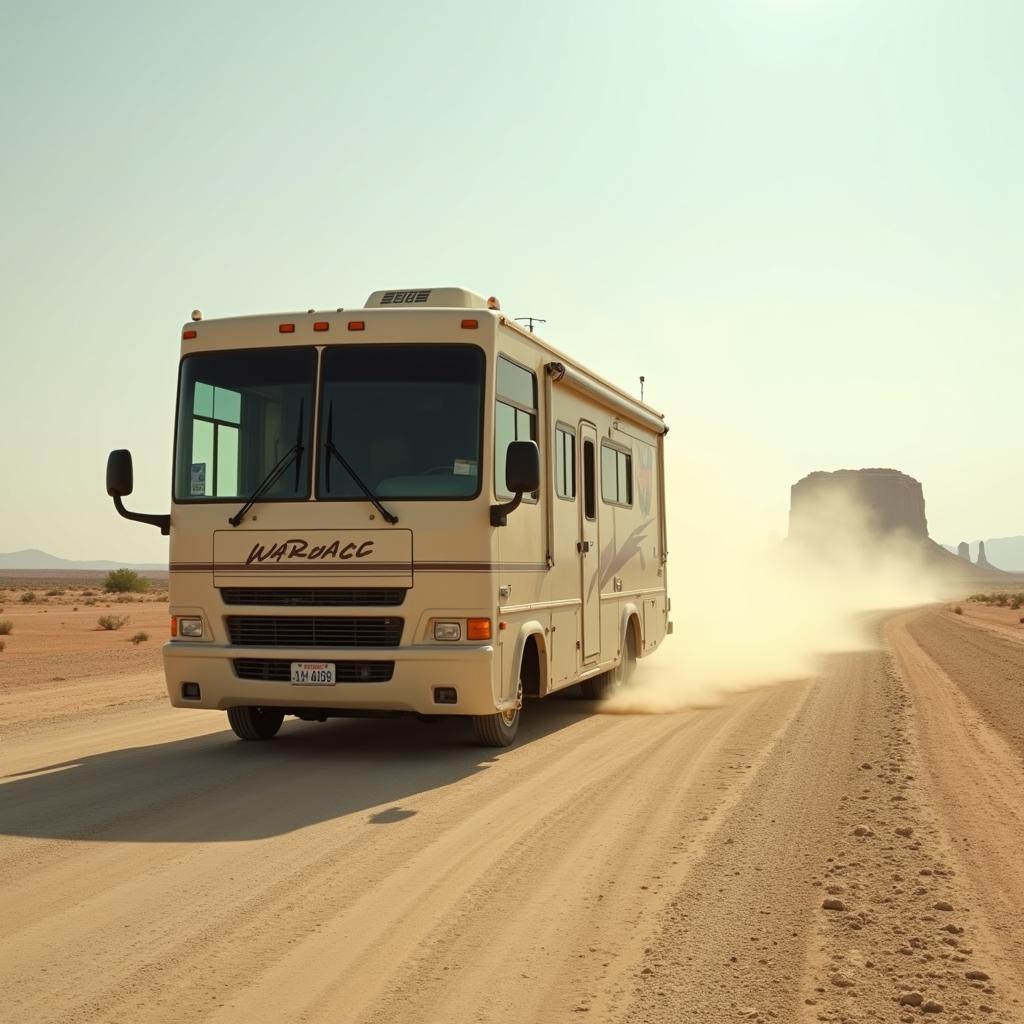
[
  {"x1": 471, "y1": 704, "x2": 520, "y2": 747},
  {"x1": 227, "y1": 706, "x2": 285, "y2": 741}
]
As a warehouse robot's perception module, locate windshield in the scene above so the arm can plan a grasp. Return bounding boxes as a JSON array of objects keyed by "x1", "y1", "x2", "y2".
[
  {"x1": 174, "y1": 347, "x2": 316, "y2": 502},
  {"x1": 319, "y1": 344, "x2": 484, "y2": 500}
]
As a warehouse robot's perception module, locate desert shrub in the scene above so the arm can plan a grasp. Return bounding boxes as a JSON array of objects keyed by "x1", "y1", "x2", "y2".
[
  {"x1": 0, "y1": 619, "x2": 12, "y2": 634},
  {"x1": 0, "y1": 640, "x2": 5, "y2": 652},
  {"x1": 45, "y1": 588, "x2": 62, "y2": 597},
  {"x1": 84, "y1": 598, "x2": 96, "y2": 606},
  {"x1": 104, "y1": 569, "x2": 149, "y2": 594},
  {"x1": 129, "y1": 631, "x2": 150, "y2": 644},
  {"x1": 953, "y1": 605, "x2": 963, "y2": 615},
  {"x1": 1011, "y1": 598, "x2": 1022, "y2": 610},
  {"x1": 82, "y1": 590, "x2": 96, "y2": 597},
  {"x1": 20, "y1": 591, "x2": 37, "y2": 603},
  {"x1": 97, "y1": 614, "x2": 129, "y2": 631}
]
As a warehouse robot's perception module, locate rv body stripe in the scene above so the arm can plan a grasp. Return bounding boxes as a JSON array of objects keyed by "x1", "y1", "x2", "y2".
[{"x1": 169, "y1": 561, "x2": 549, "y2": 573}]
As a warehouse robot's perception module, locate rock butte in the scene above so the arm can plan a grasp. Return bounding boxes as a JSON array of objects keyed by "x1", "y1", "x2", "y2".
[{"x1": 788, "y1": 467, "x2": 1007, "y2": 579}]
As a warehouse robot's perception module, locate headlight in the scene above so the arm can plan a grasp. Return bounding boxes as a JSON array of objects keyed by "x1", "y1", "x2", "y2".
[
  {"x1": 433, "y1": 622, "x2": 461, "y2": 641},
  {"x1": 178, "y1": 617, "x2": 203, "y2": 638}
]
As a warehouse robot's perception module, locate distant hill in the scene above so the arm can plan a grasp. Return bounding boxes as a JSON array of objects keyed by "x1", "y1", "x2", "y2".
[
  {"x1": 788, "y1": 469, "x2": 1009, "y2": 581},
  {"x1": 0, "y1": 549, "x2": 167, "y2": 571},
  {"x1": 941, "y1": 536, "x2": 1024, "y2": 573}
]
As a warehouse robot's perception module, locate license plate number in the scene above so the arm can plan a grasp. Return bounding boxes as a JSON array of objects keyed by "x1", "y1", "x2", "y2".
[{"x1": 290, "y1": 661, "x2": 335, "y2": 685}]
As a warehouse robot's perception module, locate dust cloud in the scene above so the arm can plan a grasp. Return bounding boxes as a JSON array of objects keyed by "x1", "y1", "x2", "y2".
[{"x1": 605, "y1": 463, "x2": 946, "y2": 714}]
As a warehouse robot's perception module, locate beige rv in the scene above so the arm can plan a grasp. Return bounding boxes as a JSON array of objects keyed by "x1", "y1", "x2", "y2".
[{"x1": 106, "y1": 287, "x2": 670, "y2": 746}]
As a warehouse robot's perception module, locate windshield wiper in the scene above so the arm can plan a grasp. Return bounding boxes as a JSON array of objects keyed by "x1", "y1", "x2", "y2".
[
  {"x1": 323, "y1": 401, "x2": 399, "y2": 525},
  {"x1": 228, "y1": 400, "x2": 305, "y2": 527}
]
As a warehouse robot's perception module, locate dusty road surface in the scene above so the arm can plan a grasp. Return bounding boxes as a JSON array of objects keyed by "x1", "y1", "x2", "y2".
[{"x1": 2, "y1": 606, "x2": 1023, "y2": 1024}]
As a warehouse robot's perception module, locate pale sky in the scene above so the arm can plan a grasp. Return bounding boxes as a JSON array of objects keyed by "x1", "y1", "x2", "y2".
[{"x1": 1, "y1": 0, "x2": 1020, "y2": 563}]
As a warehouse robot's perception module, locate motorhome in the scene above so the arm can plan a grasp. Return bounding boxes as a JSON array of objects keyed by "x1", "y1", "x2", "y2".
[{"x1": 107, "y1": 287, "x2": 670, "y2": 746}]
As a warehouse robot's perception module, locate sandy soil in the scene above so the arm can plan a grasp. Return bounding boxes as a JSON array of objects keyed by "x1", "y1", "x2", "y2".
[
  {"x1": 1, "y1": 606, "x2": 1022, "y2": 1023},
  {"x1": 0, "y1": 587, "x2": 169, "y2": 729}
]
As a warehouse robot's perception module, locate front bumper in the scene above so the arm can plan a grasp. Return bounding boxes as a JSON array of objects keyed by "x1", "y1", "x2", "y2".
[{"x1": 163, "y1": 642, "x2": 499, "y2": 716}]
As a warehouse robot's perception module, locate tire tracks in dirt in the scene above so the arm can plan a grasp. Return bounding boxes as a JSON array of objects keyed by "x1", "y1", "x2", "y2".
[{"x1": 2, "y1": 608, "x2": 1023, "y2": 1023}]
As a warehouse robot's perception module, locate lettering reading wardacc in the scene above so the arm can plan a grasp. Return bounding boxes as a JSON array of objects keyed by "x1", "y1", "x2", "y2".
[{"x1": 245, "y1": 538, "x2": 376, "y2": 565}]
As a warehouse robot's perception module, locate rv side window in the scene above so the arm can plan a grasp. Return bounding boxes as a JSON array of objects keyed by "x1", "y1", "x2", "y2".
[
  {"x1": 494, "y1": 355, "x2": 538, "y2": 500},
  {"x1": 555, "y1": 426, "x2": 576, "y2": 500},
  {"x1": 582, "y1": 439, "x2": 596, "y2": 521},
  {"x1": 601, "y1": 443, "x2": 633, "y2": 507}
]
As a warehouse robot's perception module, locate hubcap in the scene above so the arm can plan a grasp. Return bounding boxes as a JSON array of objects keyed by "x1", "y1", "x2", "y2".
[{"x1": 501, "y1": 683, "x2": 524, "y2": 727}]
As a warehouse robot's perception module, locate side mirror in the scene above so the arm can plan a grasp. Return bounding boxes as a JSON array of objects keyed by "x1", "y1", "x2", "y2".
[
  {"x1": 491, "y1": 440, "x2": 540, "y2": 527},
  {"x1": 106, "y1": 448, "x2": 170, "y2": 535},
  {"x1": 106, "y1": 449, "x2": 134, "y2": 497},
  {"x1": 505, "y1": 440, "x2": 540, "y2": 494}
]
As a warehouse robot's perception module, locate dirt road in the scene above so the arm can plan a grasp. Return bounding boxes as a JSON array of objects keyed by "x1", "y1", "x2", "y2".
[{"x1": 2, "y1": 607, "x2": 1022, "y2": 1023}]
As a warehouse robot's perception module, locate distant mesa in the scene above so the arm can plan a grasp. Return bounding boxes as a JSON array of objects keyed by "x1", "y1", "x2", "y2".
[
  {"x1": 953, "y1": 540, "x2": 1002, "y2": 571},
  {"x1": 976, "y1": 540, "x2": 996, "y2": 571},
  {"x1": 943, "y1": 537, "x2": 1024, "y2": 573},
  {"x1": 788, "y1": 468, "x2": 1006, "y2": 579},
  {"x1": 789, "y1": 468, "x2": 929, "y2": 543}
]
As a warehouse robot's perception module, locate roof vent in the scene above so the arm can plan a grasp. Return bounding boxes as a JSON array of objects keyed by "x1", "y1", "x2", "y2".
[{"x1": 363, "y1": 287, "x2": 489, "y2": 310}]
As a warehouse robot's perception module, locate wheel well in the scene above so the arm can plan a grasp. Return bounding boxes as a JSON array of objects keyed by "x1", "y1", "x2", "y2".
[
  {"x1": 520, "y1": 635, "x2": 542, "y2": 697},
  {"x1": 625, "y1": 613, "x2": 641, "y2": 657}
]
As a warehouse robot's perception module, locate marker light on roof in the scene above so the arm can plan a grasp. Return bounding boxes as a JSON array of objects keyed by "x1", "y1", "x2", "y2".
[
  {"x1": 348, "y1": 321, "x2": 365, "y2": 331},
  {"x1": 182, "y1": 329, "x2": 197, "y2": 339},
  {"x1": 279, "y1": 323, "x2": 295, "y2": 333},
  {"x1": 461, "y1": 319, "x2": 478, "y2": 329},
  {"x1": 487, "y1": 296, "x2": 501, "y2": 310},
  {"x1": 313, "y1": 322, "x2": 329, "y2": 332}
]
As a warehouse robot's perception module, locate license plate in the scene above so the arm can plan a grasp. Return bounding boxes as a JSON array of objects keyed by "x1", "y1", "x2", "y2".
[{"x1": 290, "y1": 661, "x2": 336, "y2": 686}]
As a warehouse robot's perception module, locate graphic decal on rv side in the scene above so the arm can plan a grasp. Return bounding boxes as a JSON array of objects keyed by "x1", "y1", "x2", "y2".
[
  {"x1": 636, "y1": 443, "x2": 655, "y2": 517},
  {"x1": 589, "y1": 519, "x2": 655, "y2": 600}
]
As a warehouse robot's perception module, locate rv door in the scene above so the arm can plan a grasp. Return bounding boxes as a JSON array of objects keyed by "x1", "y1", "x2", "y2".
[{"x1": 579, "y1": 422, "x2": 600, "y2": 661}]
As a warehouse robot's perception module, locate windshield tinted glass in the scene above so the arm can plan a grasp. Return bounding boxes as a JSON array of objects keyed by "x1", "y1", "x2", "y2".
[
  {"x1": 174, "y1": 347, "x2": 316, "y2": 501},
  {"x1": 319, "y1": 344, "x2": 484, "y2": 500}
]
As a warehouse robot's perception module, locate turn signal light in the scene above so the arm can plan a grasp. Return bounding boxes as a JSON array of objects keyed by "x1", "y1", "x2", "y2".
[
  {"x1": 170, "y1": 616, "x2": 178, "y2": 637},
  {"x1": 466, "y1": 618, "x2": 492, "y2": 641},
  {"x1": 348, "y1": 321, "x2": 365, "y2": 331}
]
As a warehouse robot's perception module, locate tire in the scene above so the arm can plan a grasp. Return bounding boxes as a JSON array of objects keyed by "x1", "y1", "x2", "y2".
[
  {"x1": 227, "y1": 705, "x2": 285, "y2": 741},
  {"x1": 580, "y1": 626, "x2": 638, "y2": 700},
  {"x1": 471, "y1": 705, "x2": 520, "y2": 747},
  {"x1": 471, "y1": 678, "x2": 522, "y2": 748}
]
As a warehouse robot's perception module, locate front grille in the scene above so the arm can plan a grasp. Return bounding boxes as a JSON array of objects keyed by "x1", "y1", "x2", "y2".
[
  {"x1": 220, "y1": 587, "x2": 405, "y2": 607},
  {"x1": 233, "y1": 659, "x2": 394, "y2": 682},
  {"x1": 226, "y1": 616, "x2": 403, "y2": 648}
]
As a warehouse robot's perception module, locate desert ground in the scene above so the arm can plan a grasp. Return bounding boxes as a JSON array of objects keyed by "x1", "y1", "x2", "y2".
[{"x1": 1, "y1": 580, "x2": 1023, "y2": 1023}]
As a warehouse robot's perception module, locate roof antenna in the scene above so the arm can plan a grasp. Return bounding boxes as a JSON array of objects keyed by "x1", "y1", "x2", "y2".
[
  {"x1": 514, "y1": 316, "x2": 546, "y2": 334},
  {"x1": 640, "y1": 375, "x2": 645, "y2": 402}
]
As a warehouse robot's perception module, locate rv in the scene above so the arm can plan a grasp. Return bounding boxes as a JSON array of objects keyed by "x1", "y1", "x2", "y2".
[{"x1": 106, "y1": 287, "x2": 670, "y2": 746}]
